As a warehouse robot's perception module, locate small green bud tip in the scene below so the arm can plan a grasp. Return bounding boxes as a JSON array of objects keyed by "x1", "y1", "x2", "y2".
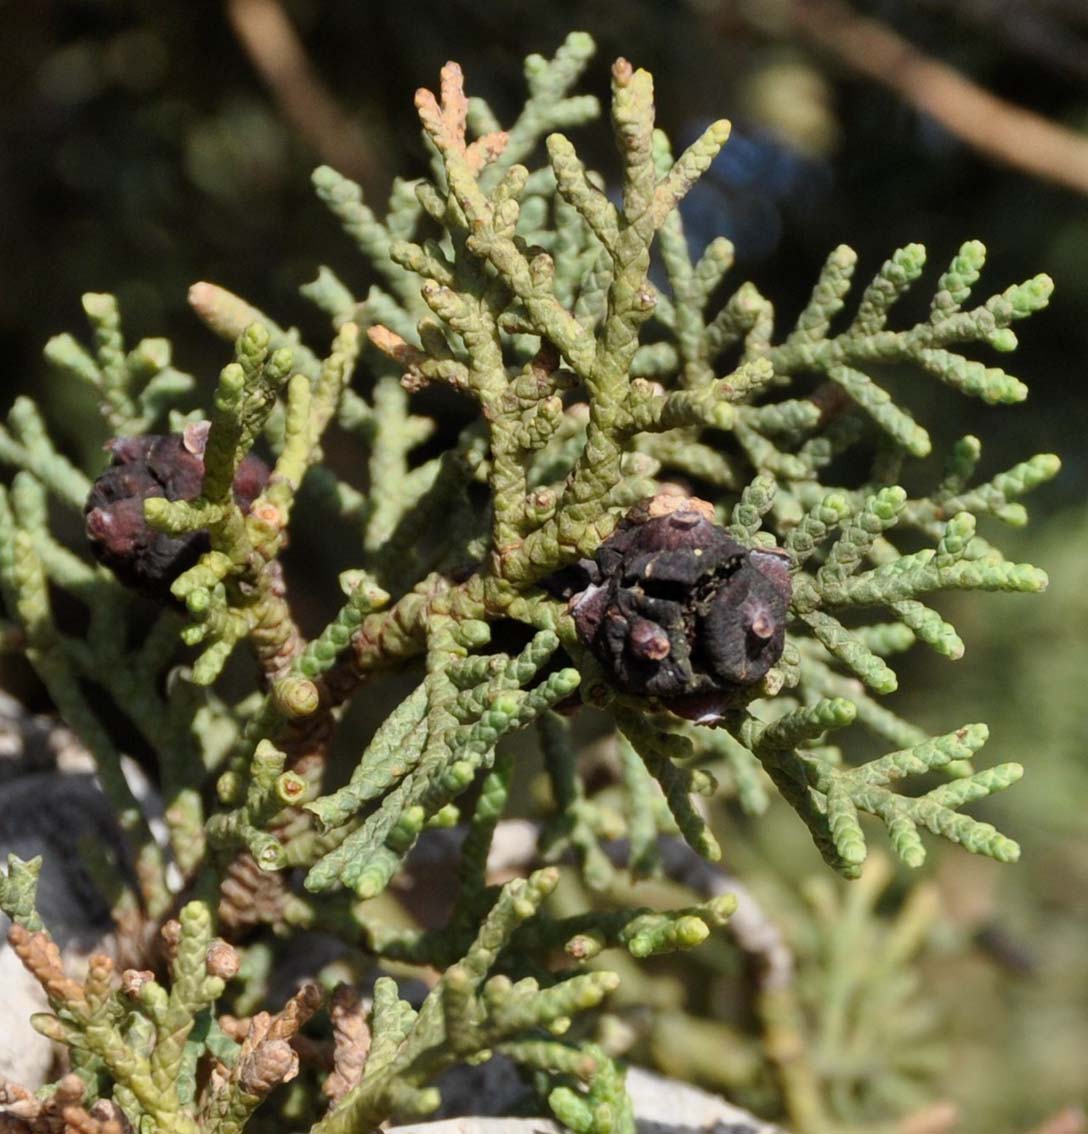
[
  {"x1": 1009, "y1": 274, "x2": 1054, "y2": 315},
  {"x1": 142, "y1": 496, "x2": 169, "y2": 523},
  {"x1": 445, "y1": 964, "x2": 469, "y2": 989},
  {"x1": 566, "y1": 933, "x2": 604, "y2": 960},
  {"x1": 526, "y1": 869, "x2": 560, "y2": 902},
  {"x1": 81, "y1": 292, "x2": 116, "y2": 319},
  {"x1": 824, "y1": 698, "x2": 857, "y2": 727},
  {"x1": 691, "y1": 769, "x2": 717, "y2": 796},
  {"x1": 961, "y1": 239, "x2": 986, "y2": 263},
  {"x1": 963, "y1": 723, "x2": 989, "y2": 745},
  {"x1": 254, "y1": 737, "x2": 285, "y2": 763},
  {"x1": 418, "y1": 1089, "x2": 441, "y2": 1114},
  {"x1": 402, "y1": 805, "x2": 425, "y2": 832},
  {"x1": 555, "y1": 669, "x2": 581, "y2": 694},
  {"x1": 598, "y1": 972, "x2": 621, "y2": 995},
  {"x1": 455, "y1": 619, "x2": 492, "y2": 648},
  {"x1": 491, "y1": 693, "x2": 521, "y2": 717},
  {"x1": 705, "y1": 893, "x2": 738, "y2": 923},
  {"x1": 997, "y1": 840, "x2": 1021, "y2": 863},
  {"x1": 269, "y1": 347, "x2": 295, "y2": 374},
  {"x1": 426, "y1": 804, "x2": 460, "y2": 828},
  {"x1": 240, "y1": 322, "x2": 269, "y2": 352},
  {"x1": 216, "y1": 771, "x2": 244, "y2": 805},
  {"x1": 258, "y1": 844, "x2": 287, "y2": 870},
  {"x1": 873, "y1": 669, "x2": 898, "y2": 695},
  {"x1": 823, "y1": 492, "x2": 851, "y2": 520},
  {"x1": 874, "y1": 486, "x2": 907, "y2": 516},
  {"x1": 1036, "y1": 453, "x2": 1062, "y2": 478},
  {"x1": 355, "y1": 877, "x2": 384, "y2": 900},
  {"x1": 675, "y1": 916, "x2": 710, "y2": 948},
  {"x1": 549, "y1": 1018, "x2": 572, "y2": 1036},
  {"x1": 274, "y1": 676, "x2": 320, "y2": 718},
  {"x1": 218, "y1": 363, "x2": 245, "y2": 398},
  {"x1": 133, "y1": 338, "x2": 171, "y2": 369},
  {"x1": 449, "y1": 759, "x2": 476, "y2": 787},
  {"x1": 186, "y1": 588, "x2": 211, "y2": 615},
  {"x1": 275, "y1": 772, "x2": 308, "y2": 805}
]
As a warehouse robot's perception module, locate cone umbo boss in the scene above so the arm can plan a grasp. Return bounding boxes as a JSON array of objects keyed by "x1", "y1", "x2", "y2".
[{"x1": 568, "y1": 494, "x2": 791, "y2": 719}]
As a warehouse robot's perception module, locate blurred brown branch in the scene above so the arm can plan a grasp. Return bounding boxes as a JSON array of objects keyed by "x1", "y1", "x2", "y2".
[
  {"x1": 912, "y1": 0, "x2": 1088, "y2": 85},
  {"x1": 225, "y1": 0, "x2": 382, "y2": 195},
  {"x1": 792, "y1": 0, "x2": 1088, "y2": 197}
]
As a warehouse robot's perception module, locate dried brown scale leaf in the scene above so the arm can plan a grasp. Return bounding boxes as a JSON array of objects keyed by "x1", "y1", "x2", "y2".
[
  {"x1": 87, "y1": 1097, "x2": 129, "y2": 1134},
  {"x1": 7, "y1": 925, "x2": 86, "y2": 1008},
  {"x1": 269, "y1": 983, "x2": 323, "y2": 1041},
  {"x1": 235, "y1": 1013, "x2": 301, "y2": 1095},
  {"x1": 60, "y1": 1105, "x2": 126, "y2": 1134},
  {"x1": 0, "y1": 1075, "x2": 90, "y2": 1134},
  {"x1": 87, "y1": 1102, "x2": 128, "y2": 1134},
  {"x1": 218, "y1": 1025, "x2": 330, "y2": 1074},
  {"x1": 414, "y1": 62, "x2": 510, "y2": 174},
  {"x1": 323, "y1": 984, "x2": 371, "y2": 1105},
  {"x1": 160, "y1": 918, "x2": 181, "y2": 963},
  {"x1": 119, "y1": 969, "x2": 155, "y2": 998},
  {"x1": 218, "y1": 1015, "x2": 251, "y2": 1043},
  {"x1": 205, "y1": 939, "x2": 241, "y2": 980},
  {"x1": 0, "y1": 1080, "x2": 37, "y2": 1115},
  {"x1": 217, "y1": 850, "x2": 294, "y2": 933}
]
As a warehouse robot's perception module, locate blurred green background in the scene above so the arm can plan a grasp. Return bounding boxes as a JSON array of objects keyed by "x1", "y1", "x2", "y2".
[{"x1": 1, "y1": 1, "x2": 1084, "y2": 1130}]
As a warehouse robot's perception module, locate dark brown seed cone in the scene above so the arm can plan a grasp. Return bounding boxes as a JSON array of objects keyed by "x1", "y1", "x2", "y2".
[
  {"x1": 570, "y1": 494, "x2": 791, "y2": 721},
  {"x1": 84, "y1": 424, "x2": 268, "y2": 601}
]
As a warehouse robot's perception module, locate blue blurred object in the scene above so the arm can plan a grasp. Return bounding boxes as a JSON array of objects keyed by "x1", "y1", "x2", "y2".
[{"x1": 678, "y1": 120, "x2": 833, "y2": 262}]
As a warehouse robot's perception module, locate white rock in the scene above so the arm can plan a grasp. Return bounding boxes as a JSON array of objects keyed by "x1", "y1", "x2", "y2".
[{"x1": 390, "y1": 1067, "x2": 779, "y2": 1134}]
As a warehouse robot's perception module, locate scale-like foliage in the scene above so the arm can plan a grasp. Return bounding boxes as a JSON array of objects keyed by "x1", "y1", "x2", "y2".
[{"x1": 0, "y1": 29, "x2": 1057, "y2": 1134}]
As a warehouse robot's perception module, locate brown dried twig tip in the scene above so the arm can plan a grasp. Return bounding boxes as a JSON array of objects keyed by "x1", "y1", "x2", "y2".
[
  {"x1": 119, "y1": 969, "x2": 155, "y2": 999},
  {"x1": 0, "y1": 1073, "x2": 125, "y2": 1134},
  {"x1": 7, "y1": 924, "x2": 86, "y2": 1008},
  {"x1": 210, "y1": 985, "x2": 323, "y2": 1112},
  {"x1": 365, "y1": 326, "x2": 435, "y2": 393},
  {"x1": 323, "y1": 985, "x2": 371, "y2": 1104},
  {"x1": 159, "y1": 918, "x2": 181, "y2": 963},
  {"x1": 367, "y1": 326, "x2": 424, "y2": 369},
  {"x1": 611, "y1": 57, "x2": 634, "y2": 86},
  {"x1": 205, "y1": 939, "x2": 241, "y2": 980},
  {"x1": 270, "y1": 983, "x2": 323, "y2": 1040},
  {"x1": 61, "y1": 1101, "x2": 128, "y2": 1134},
  {"x1": 414, "y1": 60, "x2": 508, "y2": 171}
]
